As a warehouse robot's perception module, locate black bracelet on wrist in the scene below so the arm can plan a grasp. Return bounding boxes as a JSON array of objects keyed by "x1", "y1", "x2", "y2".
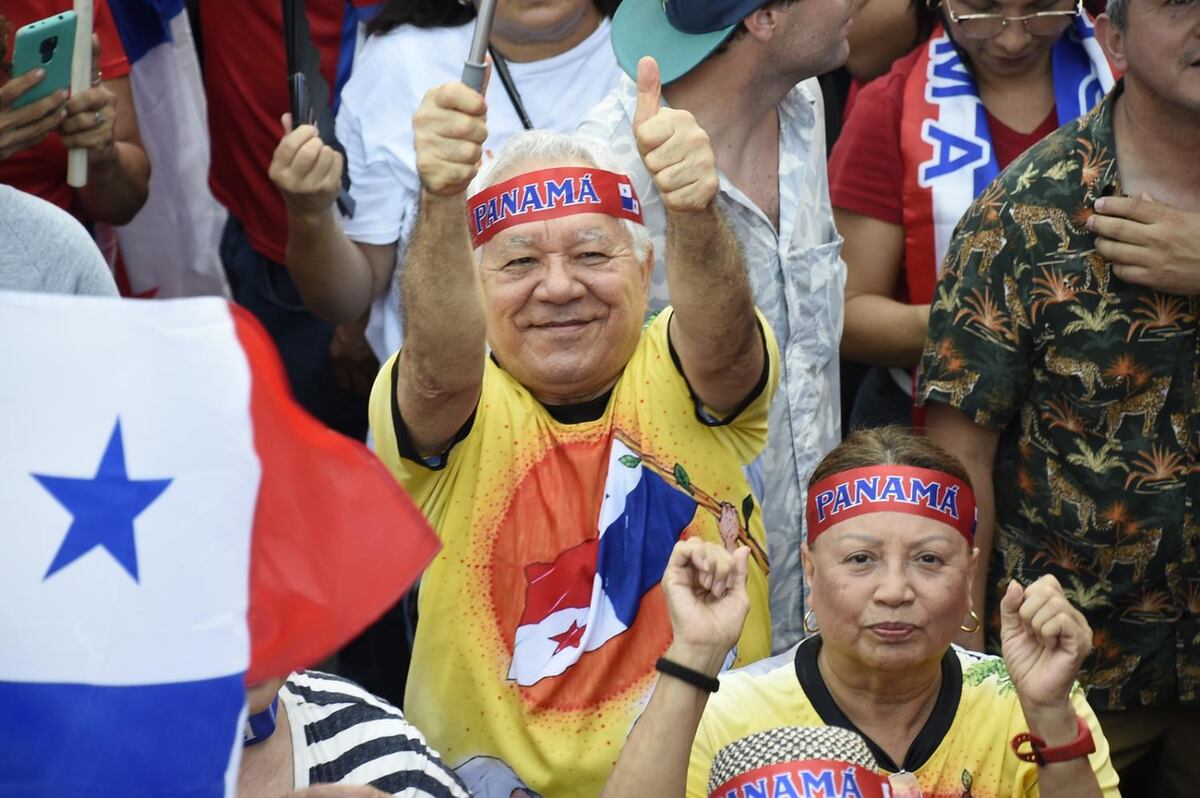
[{"x1": 655, "y1": 657, "x2": 721, "y2": 693}]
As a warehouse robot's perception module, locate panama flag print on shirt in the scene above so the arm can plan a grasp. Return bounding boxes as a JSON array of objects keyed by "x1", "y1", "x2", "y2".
[
  {"x1": 0, "y1": 291, "x2": 439, "y2": 798},
  {"x1": 507, "y1": 439, "x2": 697, "y2": 686}
]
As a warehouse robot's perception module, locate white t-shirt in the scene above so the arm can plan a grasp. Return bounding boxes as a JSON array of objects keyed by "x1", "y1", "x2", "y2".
[{"x1": 335, "y1": 19, "x2": 623, "y2": 361}]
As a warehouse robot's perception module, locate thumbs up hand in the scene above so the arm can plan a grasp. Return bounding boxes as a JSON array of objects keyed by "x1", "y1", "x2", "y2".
[
  {"x1": 412, "y1": 66, "x2": 491, "y2": 197},
  {"x1": 632, "y1": 57, "x2": 718, "y2": 214}
]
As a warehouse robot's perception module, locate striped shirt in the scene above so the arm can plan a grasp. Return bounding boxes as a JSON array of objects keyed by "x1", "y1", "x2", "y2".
[{"x1": 279, "y1": 670, "x2": 471, "y2": 797}]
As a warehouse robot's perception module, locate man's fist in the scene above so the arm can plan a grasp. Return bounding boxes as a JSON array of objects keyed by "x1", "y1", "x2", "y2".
[
  {"x1": 413, "y1": 75, "x2": 489, "y2": 197},
  {"x1": 269, "y1": 114, "x2": 344, "y2": 219},
  {"x1": 632, "y1": 56, "x2": 718, "y2": 213},
  {"x1": 661, "y1": 538, "x2": 750, "y2": 671}
]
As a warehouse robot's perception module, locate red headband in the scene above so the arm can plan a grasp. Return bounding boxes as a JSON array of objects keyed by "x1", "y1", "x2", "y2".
[
  {"x1": 806, "y1": 466, "x2": 977, "y2": 545},
  {"x1": 709, "y1": 760, "x2": 890, "y2": 798},
  {"x1": 466, "y1": 167, "x2": 644, "y2": 248}
]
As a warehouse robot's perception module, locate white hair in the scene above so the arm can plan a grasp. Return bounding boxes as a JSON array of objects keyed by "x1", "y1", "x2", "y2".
[
  {"x1": 1104, "y1": 0, "x2": 1127, "y2": 29},
  {"x1": 469, "y1": 130, "x2": 652, "y2": 264}
]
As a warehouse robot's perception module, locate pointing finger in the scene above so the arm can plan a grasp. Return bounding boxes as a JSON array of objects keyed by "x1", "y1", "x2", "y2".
[{"x1": 633, "y1": 56, "x2": 662, "y2": 131}]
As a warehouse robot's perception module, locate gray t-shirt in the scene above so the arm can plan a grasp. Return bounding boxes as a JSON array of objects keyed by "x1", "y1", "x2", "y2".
[{"x1": 0, "y1": 184, "x2": 118, "y2": 296}]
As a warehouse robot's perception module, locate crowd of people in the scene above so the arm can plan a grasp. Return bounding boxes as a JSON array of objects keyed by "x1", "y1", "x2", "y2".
[{"x1": 2, "y1": 0, "x2": 1199, "y2": 794}]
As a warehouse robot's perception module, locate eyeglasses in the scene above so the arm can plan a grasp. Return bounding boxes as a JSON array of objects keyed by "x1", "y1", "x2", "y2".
[{"x1": 943, "y1": 0, "x2": 1081, "y2": 39}]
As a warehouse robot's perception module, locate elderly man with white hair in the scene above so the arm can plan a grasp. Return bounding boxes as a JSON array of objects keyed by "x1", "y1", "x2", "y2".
[{"x1": 366, "y1": 59, "x2": 777, "y2": 798}]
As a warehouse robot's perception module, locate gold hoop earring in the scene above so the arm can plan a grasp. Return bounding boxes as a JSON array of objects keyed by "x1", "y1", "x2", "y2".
[
  {"x1": 960, "y1": 609, "x2": 981, "y2": 634},
  {"x1": 803, "y1": 610, "x2": 820, "y2": 634}
]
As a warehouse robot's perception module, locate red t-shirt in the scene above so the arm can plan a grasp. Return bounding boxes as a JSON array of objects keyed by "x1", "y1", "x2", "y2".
[
  {"x1": 0, "y1": 0, "x2": 131, "y2": 213},
  {"x1": 202, "y1": 0, "x2": 376, "y2": 265},
  {"x1": 829, "y1": 47, "x2": 1059, "y2": 227}
]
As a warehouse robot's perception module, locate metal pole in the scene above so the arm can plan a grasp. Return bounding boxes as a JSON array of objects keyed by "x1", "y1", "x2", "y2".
[{"x1": 461, "y1": 0, "x2": 498, "y2": 92}]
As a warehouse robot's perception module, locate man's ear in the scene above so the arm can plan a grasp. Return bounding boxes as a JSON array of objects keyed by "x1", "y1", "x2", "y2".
[
  {"x1": 741, "y1": 6, "x2": 781, "y2": 41},
  {"x1": 1094, "y1": 14, "x2": 1128, "y2": 72}
]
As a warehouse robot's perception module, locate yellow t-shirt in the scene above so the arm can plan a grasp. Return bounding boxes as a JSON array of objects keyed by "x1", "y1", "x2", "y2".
[
  {"x1": 688, "y1": 640, "x2": 1121, "y2": 798},
  {"x1": 370, "y1": 309, "x2": 778, "y2": 798}
]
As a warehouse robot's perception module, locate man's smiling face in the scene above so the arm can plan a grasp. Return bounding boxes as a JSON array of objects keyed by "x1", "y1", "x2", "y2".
[{"x1": 479, "y1": 194, "x2": 652, "y2": 406}]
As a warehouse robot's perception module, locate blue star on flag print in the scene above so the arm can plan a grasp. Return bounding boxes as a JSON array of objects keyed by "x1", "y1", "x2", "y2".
[{"x1": 34, "y1": 419, "x2": 172, "y2": 582}]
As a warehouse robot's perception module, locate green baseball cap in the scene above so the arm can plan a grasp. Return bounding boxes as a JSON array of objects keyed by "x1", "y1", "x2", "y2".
[{"x1": 611, "y1": 0, "x2": 753, "y2": 85}]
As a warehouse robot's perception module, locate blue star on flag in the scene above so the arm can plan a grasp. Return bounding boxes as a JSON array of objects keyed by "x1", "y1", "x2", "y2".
[{"x1": 33, "y1": 419, "x2": 172, "y2": 582}]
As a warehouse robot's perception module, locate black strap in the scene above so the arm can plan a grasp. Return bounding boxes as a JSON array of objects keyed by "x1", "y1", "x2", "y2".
[
  {"x1": 488, "y1": 45, "x2": 534, "y2": 131},
  {"x1": 656, "y1": 658, "x2": 721, "y2": 693},
  {"x1": 281, "y1": 0, "x2": 356, "y2": 216}
]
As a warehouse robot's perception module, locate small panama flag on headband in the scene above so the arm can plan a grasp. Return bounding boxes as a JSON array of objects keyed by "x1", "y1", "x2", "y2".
[
  {"x1": 805, "y1": 466, "x2": 977, "y2": 545},
  {"x1": 467, "y1": 166, "x2": 644, "y2": 248}
]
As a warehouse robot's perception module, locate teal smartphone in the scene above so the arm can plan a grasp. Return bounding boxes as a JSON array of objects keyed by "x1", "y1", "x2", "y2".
[{"x1": 10, "y1": 11, "x2": 78, "y2": 110}]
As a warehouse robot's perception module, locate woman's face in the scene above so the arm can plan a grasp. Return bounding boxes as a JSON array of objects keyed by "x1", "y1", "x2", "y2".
[
  {"x1": 943, "y1": 0, "x2": 1077, "y2": 81},
  {"x1": 802, "y1": 512, "x2": 977, "y2": 674},
  {"x1": 492, "y1": 0, "x2": 598, "y2": 45}
]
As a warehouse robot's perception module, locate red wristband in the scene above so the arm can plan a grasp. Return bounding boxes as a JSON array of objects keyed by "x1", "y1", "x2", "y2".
[{"x1": 1012, "y1": 714, "x2": 1095, "y2": 765}]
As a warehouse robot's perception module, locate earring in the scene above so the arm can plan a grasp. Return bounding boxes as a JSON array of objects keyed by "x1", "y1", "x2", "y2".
[
  {"x1": 960, "y1": 609, "x2": 981, "y2": 634},
  {"x1": 803, "y1": 610, "x2": 820, "y2": 634}
]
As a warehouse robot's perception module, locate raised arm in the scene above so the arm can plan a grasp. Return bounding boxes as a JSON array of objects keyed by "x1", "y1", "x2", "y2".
[
  {"x1": 924, "y1": 401, "x2": 999, "y2": 651},
  {"x1": 601, "y1": 539, "x2": 751, "y2": 798},
  {"x1": 1000, "y1": 576, "x2": 1110, "y2": 797},
  {"x1": 632, "y1": 57, "x2": 763, "y2": 415},
  {"x1": 392, "y1": 80, "x2": 490, "y2": 455},
  {"x1": 269, "y1": 118, "x2": 396, "y2": 324}
]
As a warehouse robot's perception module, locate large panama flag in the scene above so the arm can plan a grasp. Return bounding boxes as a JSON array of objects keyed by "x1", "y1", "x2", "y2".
[{"x1": 0, "y1": 291, "x2": 439, "y2": 797}]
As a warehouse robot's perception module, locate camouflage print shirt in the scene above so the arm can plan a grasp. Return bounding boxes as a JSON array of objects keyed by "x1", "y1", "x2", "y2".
[{"x1": 918, "y1": 83, "x2": 1200, "y2": 712}]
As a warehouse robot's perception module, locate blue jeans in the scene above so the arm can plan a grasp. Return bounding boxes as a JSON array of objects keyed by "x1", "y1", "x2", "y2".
[{"x1": 220, "y1": 216, "x2": 367, "y2": 441}]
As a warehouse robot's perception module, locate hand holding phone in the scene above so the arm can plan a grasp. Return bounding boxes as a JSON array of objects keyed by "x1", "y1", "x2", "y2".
[
  {"x1": 269, "y1": 108, "x2": 344, "y2": 219},
  {"x1": 287, "y1": 70, "x2": 355, "y2": 215},
  {"x1": 10, "y1": 11, "x2": 77, "y2": 110},
  {"x1": 289, "y1": 72, "x2": 316, "y2": 129},
  {"x1": 0, "y1": 68, "x2": 69, "y2": 161}
]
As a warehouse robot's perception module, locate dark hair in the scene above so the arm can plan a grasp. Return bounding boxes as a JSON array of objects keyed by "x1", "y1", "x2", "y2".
[
  {"x1": 809, "y1": 426, "x2": 971, "y2": 488},
  {"x1": 368, "y1": 0, "x2": 623, "y2": 36},
  {"x1": 913, "y1": 0, "x2": 939, "y2": 45},
  {"x1": 1105, "y1": 0, "x2": 1128, "y2": 30}
]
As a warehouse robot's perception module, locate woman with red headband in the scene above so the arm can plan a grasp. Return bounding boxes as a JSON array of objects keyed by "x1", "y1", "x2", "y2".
[{"x1": 601, "y1": 426, "x2": 1119, "y2": 797}]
